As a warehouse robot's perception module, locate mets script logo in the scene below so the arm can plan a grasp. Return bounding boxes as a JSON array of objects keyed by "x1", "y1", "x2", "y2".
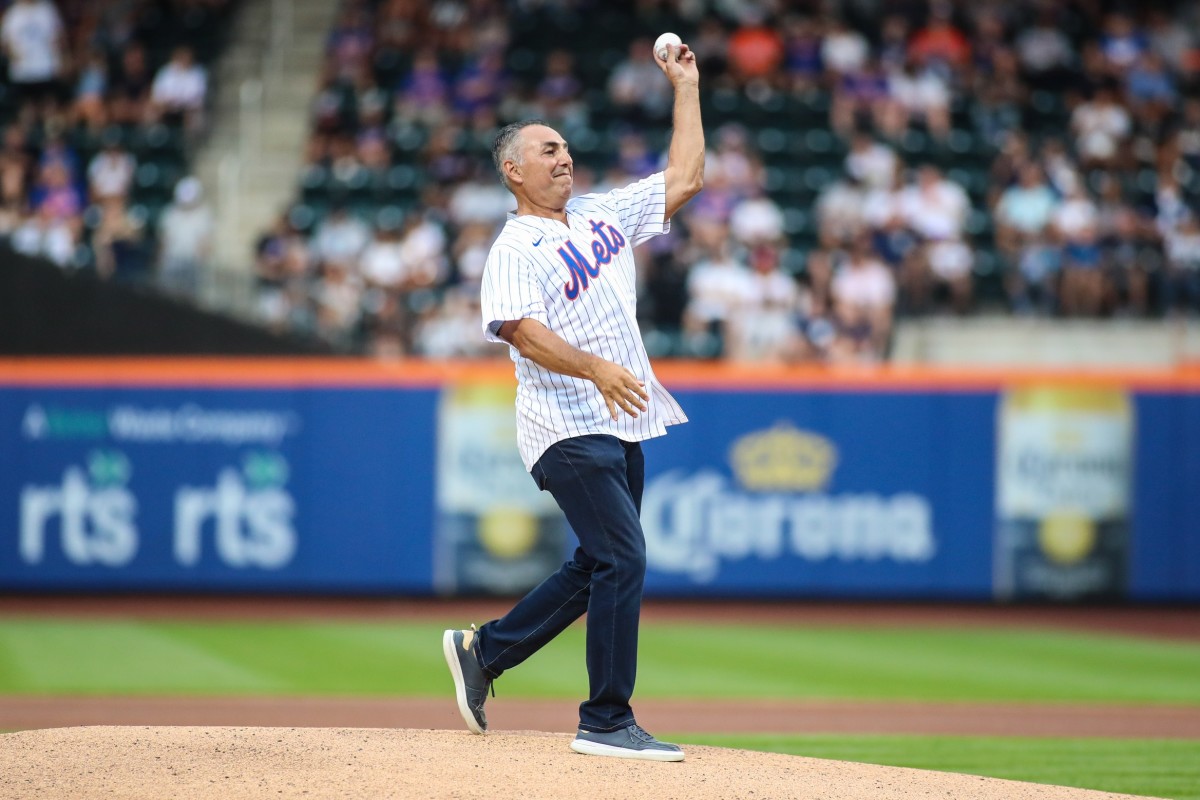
[{"x1": 559, "y1": 219, "x2": 628, "y2": 300}]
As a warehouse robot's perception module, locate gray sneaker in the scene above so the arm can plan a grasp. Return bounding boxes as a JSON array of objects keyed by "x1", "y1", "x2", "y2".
[
  {"x1": 442, "y1": 626, "x2": 491, "y2": 734},
  {"x1": 570, "y1": 724, "x2": 685, "y2": 762}
]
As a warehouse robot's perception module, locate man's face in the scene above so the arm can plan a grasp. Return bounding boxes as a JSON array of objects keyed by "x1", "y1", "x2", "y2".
[{"x1": 512, "y1": 125, "x2": 573, "y2": 204}]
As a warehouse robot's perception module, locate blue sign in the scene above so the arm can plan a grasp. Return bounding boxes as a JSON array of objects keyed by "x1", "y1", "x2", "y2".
[
  {"x1": 639, "y1": 390, "x2": 998, "y2": 599},
  {"x1": 0, "y1": 387, "x2": 438, "y2": 593},
  {"x1": 2, "y1": 378, "x2": 1198, "y2": 600}
]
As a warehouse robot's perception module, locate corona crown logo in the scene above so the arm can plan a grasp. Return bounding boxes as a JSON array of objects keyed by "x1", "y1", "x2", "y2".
[{"x1": 729, "y1": 423, "x2": 837, "y2": 492}]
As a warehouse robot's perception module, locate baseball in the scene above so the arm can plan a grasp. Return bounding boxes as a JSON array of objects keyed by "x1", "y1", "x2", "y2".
[{"x1": 653, "y1": 32, "x2": 681, "y2": 62}]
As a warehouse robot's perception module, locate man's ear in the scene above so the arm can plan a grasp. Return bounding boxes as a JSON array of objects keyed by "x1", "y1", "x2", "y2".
[{"x1": 504, "y1": 160, "x2": 523, "y2": 186}]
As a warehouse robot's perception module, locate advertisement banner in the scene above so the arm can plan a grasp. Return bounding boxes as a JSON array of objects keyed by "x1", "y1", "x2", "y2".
[
  {"x1": 993, "y1": 387, "x2": 1135, "y2": 600},
  {"x1": 2, "y1": 364, "x2": 1198, "y2": 601},
  {"x1": 0, "y1": 387, "x2": 438, "y2": 593},
  {"x1": 639, "y1": 390, "x2": 999, "y2": 598},
  {"x1": 433, "y1": 380, "x2": 569, "y2": 595}
]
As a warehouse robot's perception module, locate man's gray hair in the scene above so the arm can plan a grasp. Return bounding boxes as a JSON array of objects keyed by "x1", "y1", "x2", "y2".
[{"x1": 492, "y1": 119, "x2": 546, "y2": 188}]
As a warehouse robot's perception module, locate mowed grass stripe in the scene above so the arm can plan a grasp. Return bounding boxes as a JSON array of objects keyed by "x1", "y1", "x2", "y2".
[
  {"x1": 0, "y1": 618, "x2": 1197, "y2": 704},
  {"x1": 638, "y1": 626, "x2": 1200, "y2": 703},
  {"x1": 0, "y1": 619, "x2": 275, "y2": 693},
  {"x1": 670, "y1": 735, "x2": 1200, "y2": 800}
]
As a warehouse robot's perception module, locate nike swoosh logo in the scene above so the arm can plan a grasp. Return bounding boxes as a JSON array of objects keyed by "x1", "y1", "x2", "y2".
[{"x1": 533, "y1": 237, "x2": 544, "y2": 246}]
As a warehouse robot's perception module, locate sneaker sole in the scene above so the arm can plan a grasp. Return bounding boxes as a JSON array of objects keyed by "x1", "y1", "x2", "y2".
[
  {"x1": 441, "y1": 629, "x2": 485, "y2": 735},
  {"x1": 569, "y1": 738, "x2": 685, "y2": 762}
]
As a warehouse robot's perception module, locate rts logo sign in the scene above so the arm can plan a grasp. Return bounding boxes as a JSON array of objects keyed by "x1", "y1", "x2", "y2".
[
  {"x1": 20, "y1": 450, "x2": 138, "y2": 566},
  {"x1": 174, "y1": 451, "x2": 296, "y2": 568},
  {"x1": 18, "y1": 450, "x2": 297, "y2": 570}
]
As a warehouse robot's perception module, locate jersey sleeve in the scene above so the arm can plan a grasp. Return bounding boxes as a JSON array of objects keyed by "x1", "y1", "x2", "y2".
[
  {"x1": 602, "y1": 171, "x2": 670, "y2": 246},
  {"x1": 480, "y1": 245, "x2": 548, "y2": 343}
]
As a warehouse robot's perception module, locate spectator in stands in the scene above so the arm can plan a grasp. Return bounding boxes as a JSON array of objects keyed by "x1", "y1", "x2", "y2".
[
  {"x1": 683, "y1": 226, "x2": 752, "y2": 348},
  {"x1": 1098, "y1": 12, "x2": 1147, "y2": 73},
  {"x1": 0, "y1": 0, "x2": 65, "y2": 116},
  {"x1": 781, "y1": 14, "x2": 823, "y2": 94},
  {"x1": 450, "y1": 221, "x2": 494, "y2": 290},
  {"x1": 913, "y1": 4, "x2": 970, "y2": 65},
  {"x1": 149, "y1": 46, "x2": 208, "y2": 133},
  {"x1": 108, "y1": 41, "x2": 153, "y2": 126},
  {"x1": 1124, "y1": 51, "x2": 1177, "y2": 132},
  {"x1": 896, "y1": 164, "x2": 972, "y2": 314},
  {"x1": 536, "y1": 49, "x2": 586, "y2": 129},
  {"x1": 1015, "y1": 9, "x2": 1074, "y2": 91},
  {"x1": 91, "y1": 197, "x2": 147, "y2": 282},
  {"x1": 453, "y1": 47, "x2": 508, "y2": 119},
  {"x1": 412, "y1": 285, "x2": 493, "y2": 359},
  {"x1": 1070, "y1": 81, "x2": 1132, "y2": 170},
  {"x1": 87, "y1": 131, "x2": 136, "y2": 204},
  {"x1": 829, "y1": 56, "x2": 891, "y2": 140},
  {"x1": 815, "y1": 170, "x2": 867, "y2": 249},
  {"x1": 726, "y1": 17, "x2": 785, "y2": 84},
  {"x1": 729, "y1": 184, "x2": 783, "y2": 248},
  {"x1": 11, "y1": 202, "x2": 76, "y2": 267},
  {"x1": 325, "y1": 2, "x2": 375, "y2": 80},
  {"x1": 994, "y1": 162, "x2": 1060, "y2": 314},
  {"x1": 0, "y1": 125, "x2": 32, "y2": 209},
  {"x1": 845, "y1": 130, "x2": 897, "y2": 191},
  {"x1": 608, "y1": 38, "x2": 673, "y2": 123},
  {"x1": 395, "y1": 47, "x2": 451, "y2": 127},
  {"x1": 30, "y1": 159, "x2": 82, "y2": 222},
  {"x1": 821, "y1": 15, "x2": 868, "y2": 78},
  {"x1": 709, "y1": 123, "x2": 763, "y2": 197},
  {"x1": 614, "y1": 130, "x2": 660, "y2": 183},
  {"x1": 72, "y1": 50, "x2": 109, "y2": 132},
  {"x1": 156, "y1": 176, "x2": 213, "y2": 297},
  {"x1": 447, "y1": 163, "x2": 511, "y2": 229},
  {"x1": 311, "y1": 203, "x2": 371, "y2": 267},
  {"x1": 883, "y1": 57, "x2": 951, "y2": 142},
  {"x1": 1162, "y1": 213, "x2": 1200, "y2": 316},
  {"x1": 830, "y1": 236, "x2": 896, "y2": 361},
  {"x1": 1145, "y1": 8, "x2": 1194, "y2": 76},
  {"x1": 1052, "y1": 181, "x2": 1103, "y2": 316},
  {"x1": 1098, "y1": 190, "x2": 1153, "y2": 317},
  {"x1": 724, "y1": 241, "x2": 805, "y2": 362},
  {"x1": 312, "y1": 257, "x2": 364, "y2": 347}
]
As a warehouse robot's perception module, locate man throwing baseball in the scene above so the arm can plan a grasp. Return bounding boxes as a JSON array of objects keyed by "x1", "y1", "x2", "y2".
[{"x1": 442, "y1": 38, "x2": 703, "y2": 762}]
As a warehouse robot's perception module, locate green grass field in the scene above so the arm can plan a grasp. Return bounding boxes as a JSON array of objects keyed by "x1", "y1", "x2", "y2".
[{"x1": 1, "y1": 616, "x2": 1197, "y2": 798}]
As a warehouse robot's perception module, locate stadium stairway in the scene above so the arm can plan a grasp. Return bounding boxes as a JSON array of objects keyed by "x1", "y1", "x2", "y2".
[
  {"x1": 892, "y1": 316, "x2": 1200, "y2": 366},
  {"x1": 192, "y1": 0, "x2": 338, "y2": 316}
]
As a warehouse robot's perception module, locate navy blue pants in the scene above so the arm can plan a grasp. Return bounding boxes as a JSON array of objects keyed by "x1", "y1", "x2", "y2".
[{"x1": 476, "y1": 434, "x2": 646, "y2": 733}]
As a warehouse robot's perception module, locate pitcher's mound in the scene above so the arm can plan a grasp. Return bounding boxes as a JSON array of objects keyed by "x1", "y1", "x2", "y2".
[{"x1": 0, "y1": 726, "x2": 1159, "y2": 800}]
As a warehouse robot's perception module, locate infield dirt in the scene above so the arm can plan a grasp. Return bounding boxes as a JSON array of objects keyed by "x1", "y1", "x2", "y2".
[{"x1": 0, "y1": 726, "x2": 1167, "y2": 800}]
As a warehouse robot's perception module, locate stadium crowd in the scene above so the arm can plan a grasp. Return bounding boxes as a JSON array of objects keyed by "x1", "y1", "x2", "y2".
[
  {"x1": 252, "y1": 0, "x2": 1200, "y2": 362},
  {"x1": 0, "y1": 0, "x2": 226, "y2": 291},
  {"x1": 4, "y1": 0, "x2": 1200, "y2": 363}
]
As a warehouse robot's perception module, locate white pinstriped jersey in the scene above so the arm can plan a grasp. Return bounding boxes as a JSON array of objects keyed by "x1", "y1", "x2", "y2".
[{"x1": 481, "y1": 171, "x2": 688, "y2": 471}]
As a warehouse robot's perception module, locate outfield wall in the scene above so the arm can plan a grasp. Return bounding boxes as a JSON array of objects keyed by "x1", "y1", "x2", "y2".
[{"x1": 1, "y1": 359, "x2": 1197, "y2": 602}]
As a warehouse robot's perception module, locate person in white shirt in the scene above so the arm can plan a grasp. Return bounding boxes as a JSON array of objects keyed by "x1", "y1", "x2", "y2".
[
  {"x1": 897, "y1": 164, "x2": 972, "y2": 313},
  {"x1": 87, "y1": 134, "x2": 136, "y2": 203},
  {"x1": 683, "y1": 228, "x2": 754, "y2": 339},
  {"x1": 443, "y1": 38, "x2": 703, "y2": 764},
  {"x1": 156, "y1": 176, "x2": 213, "y2": 296},
  {"x1": 831, "y1": 236, "x2": 896, "y2": 358},
  {"x1": 150, "y1": 46, "x2": 208, "y2": 132},
  {"x1": 311, "y1": 204, "x2": 371, "y2": 267},
  {"x1": 0, "y1": 0, "x2": 64, "y2": 111},
  {"x1": 1070, "y1": 83, "x2": 1131, "y2": 169},
  {"x1": 724, "y1": 241, "x2": 804, "y2": 362}
]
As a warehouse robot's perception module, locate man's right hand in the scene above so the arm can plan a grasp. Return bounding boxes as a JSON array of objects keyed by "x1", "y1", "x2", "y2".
[
  {"x1": 586, "y1": 358, "x2": 649, "y2": 421},
  {"x1": 500, "y1": 318, "x2": 649, "y2": 421}
]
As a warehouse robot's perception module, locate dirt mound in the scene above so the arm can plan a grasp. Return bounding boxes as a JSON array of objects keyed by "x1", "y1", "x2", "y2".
[{"x1": 0, "y1": 726, "x2": 1161, "y2": 800}]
